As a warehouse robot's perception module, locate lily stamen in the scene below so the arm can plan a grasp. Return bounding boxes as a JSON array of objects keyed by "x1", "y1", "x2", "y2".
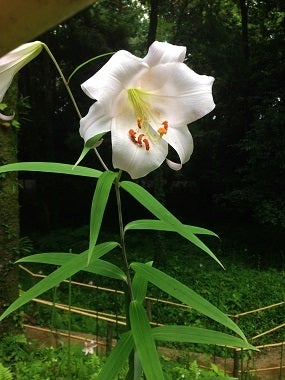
[
  {"x1": 158, "y1": 120, "x2": 169, "y2": 135},
  {"x1": 158, "y1": 127, "x2": 167, "y2": 135},
  {"x1": 137, "y1": 117, "x2": 142, "y2": 128},
  {"x1": 137, "y1": 133, "x2": 145, "y2": 146},
  {"x1": 129, "y1": 129, "x2": 137, "y2": 144},
  {"x1": 143, "y1": 138, "x2": 150, "y2": 151},
  {"x1": 128, "y1": 129, "x2": 150, "y2": 151},
  {"x1": 162, "y1": 121, "x2": 168, "y2": 130}
]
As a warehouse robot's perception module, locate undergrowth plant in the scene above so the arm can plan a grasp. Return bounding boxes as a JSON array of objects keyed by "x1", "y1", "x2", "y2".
[
  {"x1": 0, "y1": 363, "x2": 12, "y2": 380},
  {"x1": 0, "y1": 338, "x2": 237, "y2": 380},
  {"x1": 0, "y1": 40, "x2": 257, "y2": 378}
]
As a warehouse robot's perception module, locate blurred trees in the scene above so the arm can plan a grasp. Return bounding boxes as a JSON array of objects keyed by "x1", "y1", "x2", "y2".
[
  {"x1": 16, "y1": 0, "x2": 285, "y2": 264},
  {"x1": 0, "y1": 83, "x2": 20, "y2": 335},
  {"x1": 156, "y1": 0, "x2": 285, "y2": 263}
]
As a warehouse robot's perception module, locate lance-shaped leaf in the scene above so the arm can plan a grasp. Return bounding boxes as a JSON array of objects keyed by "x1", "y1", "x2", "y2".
[
  {"x1": 125, "y1": 219, "x2": 218, "y2": 237},
  {"x1": 0, "y1": 162, "x2": 102, "y2": 178},
  {"x1": 152, "y1": 326, "x2": 256, "y2": 350},
  {"x1": 130, "y1": 300, "x2": 164, "y2": 380},
  {"x1": 131, "y1": 262, "x2": 246, "y2": 341},
  {"x1": 97, "y1": 331, "x2": 134, "y2": 380},
  {"x1": 88, "y1": 170, "x2": 118, "y2": 262},
  {"x1": 121, "y1": 181, "x2": 222, "y2": 267},
  {"x1": 68, "y1": 52, "x2": 115, "y2": 83},
  {"x1": 129, "y1": 262, "x2": 153, "y2": 379},
  {"x1": 18, "y1": 252, "x2": 126, "y2": 281},
  {"x1": 73, "y1": 132, "x2": 105, "y2": 168},
  {"x1": 132, "y1": 261, "x2": 153, "y2": 304},
  {"x1": 0, "y1": 242, "x2": 118, "y2": 321}
]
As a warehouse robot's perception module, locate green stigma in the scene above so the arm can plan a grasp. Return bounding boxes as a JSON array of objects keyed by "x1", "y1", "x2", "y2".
[
  {"x1": 127, "y1": 88, "x2": 169, "y2": 148},
  {"x1": 127, "y1": 88, "x2": 152, "y2": 122}
]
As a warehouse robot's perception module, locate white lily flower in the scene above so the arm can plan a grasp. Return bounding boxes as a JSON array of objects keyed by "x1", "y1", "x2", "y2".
[
  {"x1": 80, "y1": 41, "x2": 215, "y2": 179},
  {"x1": 0, "y1": 41, "x2": 43, "y2": 102},
  {"x1": 82, "y1": 340, "x2": 97, "y2": 355}
]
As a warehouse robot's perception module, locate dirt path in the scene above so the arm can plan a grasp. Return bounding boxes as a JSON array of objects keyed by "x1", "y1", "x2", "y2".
[{"x1": 157, "y1": 345, "x2": 285, "y2": 379}]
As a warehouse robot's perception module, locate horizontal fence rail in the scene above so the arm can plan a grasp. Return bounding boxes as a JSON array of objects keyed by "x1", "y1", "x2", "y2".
[{"x1": 19, "y1": 265, "x2": 285, "y2": 379}]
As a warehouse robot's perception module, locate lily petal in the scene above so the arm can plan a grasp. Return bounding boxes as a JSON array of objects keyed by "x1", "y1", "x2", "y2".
[
  {"x1": 112, "y1": 110, "x2": 168, "y2": 179},
  {"x1": 144, "y1": 63, "x2": 215, "y2": 125},
  {"x1": 79, "y1": 101, "x2": 112, "y2": 143},
  {"x1": 81, "y1": 50, "x2": 149, "y2": 104},
  {"x1": 0, "y1": 41, "x2": 42, "y2": 101},
  {"x1": 0, "y1": 112, "x2": 15, "y2": 121},
  {"x1": 164, "y1": 126, "x2": 194, "y2": 170},
  {"x1": 143, "y1": 41, "x2": 186, "y2": 66}
]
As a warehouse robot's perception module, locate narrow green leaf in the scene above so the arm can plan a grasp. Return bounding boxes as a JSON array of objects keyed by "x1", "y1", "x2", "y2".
[
  {"x1": 125, "y1": 220, "x2": 223, "y2": 267},
  {"x1": 125, "y1": 219, "x2": 218, "y2": 237},
  {"x1": 133, "y1": 351, "x2": 143, "y2": 380},
  {"x1": 121, "y1": 181, "x2": 180, "y2": 226},
  {"x1": 152, "y1": 326, "x2": 256, "y2": 350},
  {"x1": 132, "y1": 261, "x2": 153, "y2": 303},
  {"x1": 17, "y1": 251, "x2": 126, "y2": 281},
  {"x1": 73, "y1": 146, "x2": 93, "y2": 169},
  {"x1": 97, "y1": 331, "x2": 134, "y2": 380},
  {"x1": 74, "y1": 259, "x2": 128, "y2": 281},
  {"x1": 130, "y1": 300, "x2": 164, "y2": 380},
  {"x1": 0, "y1": 162, "x2": 102, "y2": 178},
  {"x1": 68, "y1": 52, "x2": 115, "y2": 82},
  {"x1": 17, "y1": 252, "x2": 83, "y2": 265},
  {"x1": 179, "y1": 229, "x2": 223, "y2": 268},
  {"x1": 0, "y1": 242, "x2": 118, "y2": 321},
  {"x1": 121, "y1": 182, "x2": 222, "y2": 267},
  {"x1": 73, "y1": 133, "x2": 106, "y2": 168},
  {"x1": 88, "y1": 170, "x2": 117, "y2": 262},
  {"x1": 130, "y1": 263, "x2": 246, "y2": 341}
]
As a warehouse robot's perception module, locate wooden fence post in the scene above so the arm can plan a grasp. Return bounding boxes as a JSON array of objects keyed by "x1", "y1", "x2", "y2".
[
  {"x1": 106, "y1": 322, "x2": 113, "y2": 355},
  {"x1": 146, "y1": 298, "x2": 152, "y2": 322},
  {"x1": 280, "y1": 342, "x2": 284, "y2": 380},
  {"x1": 233, "y1": 316, "x2": 240, "y2": 377}
]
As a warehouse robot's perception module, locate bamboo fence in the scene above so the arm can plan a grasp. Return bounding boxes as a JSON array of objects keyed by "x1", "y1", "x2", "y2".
[{"x1": 19, "y1": 265, "x2": 284, "y2": 379}]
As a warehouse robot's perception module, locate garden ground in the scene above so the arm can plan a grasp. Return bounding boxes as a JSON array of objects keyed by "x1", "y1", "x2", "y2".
[{"x1": 24, "y1": 324, "x2": 285, "y2": 380}]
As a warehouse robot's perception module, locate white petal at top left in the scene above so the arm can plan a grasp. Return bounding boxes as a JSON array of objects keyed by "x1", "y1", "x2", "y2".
[
  {"x1": 0, "y1": 41, "x2": 42, "y2": 101},
  {"x1": 81, "y1": 50, "x2": 149, "y2": 104}
]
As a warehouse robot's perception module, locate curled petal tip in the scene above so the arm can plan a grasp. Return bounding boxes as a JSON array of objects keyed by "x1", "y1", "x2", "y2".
[{"x1": 0, "y1": 112, "x2": 15, "y2": 121}]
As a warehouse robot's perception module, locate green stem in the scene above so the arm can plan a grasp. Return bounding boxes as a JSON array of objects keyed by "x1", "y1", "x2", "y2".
[
  {"x1": 114, "y1": 171, "x2": 133, "y2": 301},
  {"x1": 114, "y1": 172, "x2": 135, "y2": 379},
  {"x1": 42, "y1": 43, "x2": 82, "y2": 119},
  {"x1": 42, "y1": 43, "x2": 108, "y2": 171}
]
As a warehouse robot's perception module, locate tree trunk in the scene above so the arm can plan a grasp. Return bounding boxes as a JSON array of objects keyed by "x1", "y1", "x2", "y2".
[
  {"x1": 0, "y1": 81, "x2": 20, "y2": 336},
  {"x1": 147, "y1": 0, "x2": 160, "y2": 48},
  {"x1": 239, "y1": 0, "x2": 249, "y2": 61},
  {"x1": 238, "y1": 0, "x2": 250, "y2": 134}
]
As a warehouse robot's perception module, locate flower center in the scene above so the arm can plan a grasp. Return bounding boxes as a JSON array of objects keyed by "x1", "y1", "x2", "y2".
[{"x1": 127, "y1": 88, "x2": 168, "y2": 151}]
